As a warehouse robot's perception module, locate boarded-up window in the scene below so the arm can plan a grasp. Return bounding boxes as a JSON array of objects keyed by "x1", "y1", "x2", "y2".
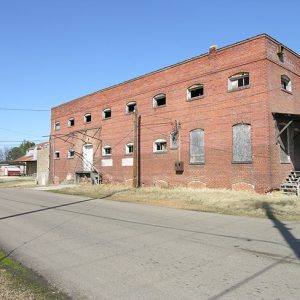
[
  {"x1": 278, "y1": 123, "x2": 290, "y2": 163},
  {"x1": 190, "y1": 129, "x2": 204, "y2": 164},
  {"x1": 232, "y1": 124, "x2": 252, "y2": 162},
  {"x1": 170, "y1": 131, "x2": 178, "y2": 149}
]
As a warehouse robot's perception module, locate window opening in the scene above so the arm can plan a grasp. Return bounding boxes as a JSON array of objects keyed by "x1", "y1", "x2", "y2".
[
  {"x1": 102, "y1": 146, "x2": 112, "y2": 156},
  {"x1": 54, "y1": 151, "x2": 60, "y2": 159},
  {"x1": 103, "y1": 108, "x2": 111, "y2": 119},
  {"x1": 68, "y1": 118, "x2": 75, "y2": 127},
  {"x1": 84, "y1": 114, "x2": 91, "y2": 123},
  {"x1": 54, "y1": 122, "x2": 60, "y2": 130},
  {"x1": 153, "y1": 139, "x2": 167, "y2": 152},
  {"x1": 126, "y1": 102, "x2": 136, "y2": 113},
  {"x1": 153, "y1": 94, "x2": 166, "y2": 107},
  {"x1": 187, "y1": 85, "x2": 204, "y2": 100},
  {"x1": 228, "y1": 73, "x2": 249, "y2": 91}
]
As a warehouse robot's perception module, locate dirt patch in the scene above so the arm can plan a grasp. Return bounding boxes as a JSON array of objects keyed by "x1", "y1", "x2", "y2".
[{"x1": 50, "y1": 184, "x2": 300, "y2": 221}]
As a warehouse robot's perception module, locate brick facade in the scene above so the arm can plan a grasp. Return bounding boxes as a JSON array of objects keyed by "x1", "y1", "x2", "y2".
[{"x1": 50, "y1": 34, "x2": 300, "y2": 193}]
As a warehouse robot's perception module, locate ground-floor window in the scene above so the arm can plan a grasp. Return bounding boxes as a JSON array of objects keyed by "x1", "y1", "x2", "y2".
[
  {"x1": 190, "y1": 129, "x2": 204, "y2": 164},
  {"x1": 232, "y1": 124, "x2": 252, "y2": 163}
]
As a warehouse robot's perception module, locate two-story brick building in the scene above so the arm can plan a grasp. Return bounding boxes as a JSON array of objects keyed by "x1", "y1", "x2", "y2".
[{"x1": 50, "y1": 34, "x2": 300, "y2": 193}]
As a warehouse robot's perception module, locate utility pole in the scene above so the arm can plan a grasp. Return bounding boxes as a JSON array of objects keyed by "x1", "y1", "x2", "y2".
[{"x1": 132, "y1": 108, "x2": 138, "y2": 188}]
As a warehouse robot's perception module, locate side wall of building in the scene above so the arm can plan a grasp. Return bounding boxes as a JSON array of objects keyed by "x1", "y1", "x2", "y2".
[
  {"x1": 266, "y1": 38, "x2": 300, "y2": 189},
  {"x1": 50, "y1": 36, "x2": 276, "y2": 192}
]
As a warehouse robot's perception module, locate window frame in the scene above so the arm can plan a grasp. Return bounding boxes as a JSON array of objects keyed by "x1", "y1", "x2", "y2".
[
  {"x1": 153, "y1": 139, "x2": 167, "y2": 153},
  {"x1": 125, "y1": 143, "x2": 134, "y2": 155},
  {"x1": 84, "y1": 113, "x2": 92, "y2": 123},
  {"x1": 54, "y1": 151, "x2": 60, "y2": 160},
  {"x1": 232, "y1": 123, "x2": 252, "y2": 164},
  {"x1": 153, "y1": 94, "x2": 166, "y2": 108},
  {"x1": 54, "y1": 122, "x2": 60, "y2": 131},
  {"x1": 68, "y1": 118, "x2": 75, "y2": 127},
  {"x1": 102, "y1": 145, "x2": 112, "y2": 157},
  {"x1": 281, "y1": 75, "x2": 292, "y2": 93},
  {"x1": 187, "y1": 84, "x2": 204, "y2": 101},
  {"x1": 228, "y1": 72, "x2": 250, "y2": 92},
  {"x1": 67, "y1": 149, "x2": 75, "y2": 159},
  {"x1": 102, "y1": 108, "x2": 112, "y2": 120},
  {"x1": 189, "y1": 128, "x2": 205, "y2": 165},
  {"x1": 126, "y1": 101, "x2": 136, "y2": 114}
]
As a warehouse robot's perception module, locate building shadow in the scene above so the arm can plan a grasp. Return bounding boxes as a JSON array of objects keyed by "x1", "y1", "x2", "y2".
[{"x1": 261, "y1": 202, "x2": 300, "y2": 260}]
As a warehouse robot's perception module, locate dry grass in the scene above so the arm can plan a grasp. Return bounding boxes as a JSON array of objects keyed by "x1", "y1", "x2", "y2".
[
  {"x1": 0, "y1": 177, "x2": 36, "y2": 189},
  {"x1": 51, "y1": 184, "x2": 300, "y2": 221}
]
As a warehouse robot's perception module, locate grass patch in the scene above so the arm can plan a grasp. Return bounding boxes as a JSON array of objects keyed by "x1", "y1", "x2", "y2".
[
  {"x1": 0, "y1": 176, "x2": 36, "y2": 189},
  {"x1": 0, "y1": 249, "x2": 69, "y2": 300},
  {"x1": 50, "y1": 184, "x2": 300, "y2": 221}
]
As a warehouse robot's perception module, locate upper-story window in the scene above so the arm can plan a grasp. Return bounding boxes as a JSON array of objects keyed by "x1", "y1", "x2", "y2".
[
  {"x1": 54, "y1": 122, "x2": 60, "y2": 130},
  {"x1": 102, "y1": 108, "x2": 111, "y2": 119},
  {"x1": 67, "y1": 149, "x2": 75, "y2": 159},
  {"x1": 68, "y1": 118, "x2": 75, "y2": 127},
  {"x1": 84, "y1": 113, "x2": 91, "y2": 123},
  {"x1": 153, "y1": 94, "x2": 166, "y2": 108},
  {"x1": 153, "y1": 139, "x2": 167, "y2": 153},
  {"x1": 228, "y1": 73, "x2": 250, "y2": 91},
  {"x1": 187, "y1": 84, "x2": 204, "y2": 100},
  {"x1": 102, "y1": 145, "x2": 112, "y2": 156},
  {"x1": 54, "y1": 151, "x2": 60, "y2": 159},
  {"x1": 281, "y1": 75, "x2": 292, "y2": 92},
  {"x1": 125, "y1": 143, "x2": 134, "y2": 155},
  {"x1": 126, "y1": 102, "x2": 136, "y2": 113},
  {"x1": 232, "y1": 124, "x2": 252, "y2": 163}
]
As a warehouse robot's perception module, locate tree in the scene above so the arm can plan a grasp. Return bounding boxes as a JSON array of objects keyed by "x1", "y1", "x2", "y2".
[
  {"x1": 5, "y1": 140, "x2": 35, "y2": 162},
  {"x1": 19, "y1": 140, "x2": 35, "y2": 155},
  {"x1": 0, "y1": 146, "x2": 11, "y2": 162},
  {"x1": 6, "y1": 147, "x2": 23, "y2": 161}
]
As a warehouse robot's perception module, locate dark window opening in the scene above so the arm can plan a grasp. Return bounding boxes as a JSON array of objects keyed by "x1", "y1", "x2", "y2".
[
  {"x1": 126, "y1": 102, "x2": 136, "y2": 113},
  {"x1": 153, "y1": 94, "x2": 166, "y2": 107},
  {"x1": 103, "y1": 109, "x2": 111, "y2": 119},
  {"x1": 188, "y1": 85, "x2": 204, "y2": 99},
  {"x1": 84, "y1": 114, "x2": 91, "y2": 123},
  {"x1": 68, "y1": 150, "x2": 75, "y2": 158},
  {"x1": 68, "y1": 119, "x2": 75, "y2": 127}
]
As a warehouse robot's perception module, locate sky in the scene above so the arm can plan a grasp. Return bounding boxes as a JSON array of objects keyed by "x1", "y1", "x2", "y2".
[{"x1": 0, "y1": 0, "x2": 300, "y2": 149}]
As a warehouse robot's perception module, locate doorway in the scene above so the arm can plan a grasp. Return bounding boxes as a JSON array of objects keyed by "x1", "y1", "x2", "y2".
[{"x1": 82, "y1": 144, "x2": 93, "y2": 171}]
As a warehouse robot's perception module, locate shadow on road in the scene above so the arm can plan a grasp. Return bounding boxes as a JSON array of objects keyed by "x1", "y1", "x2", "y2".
[
  {"x1": 209, "y1": 202, "x2": 300, "y2": 299},
  {"x1": 261, "y1": 202, "x2": 300, "y2": 259}
]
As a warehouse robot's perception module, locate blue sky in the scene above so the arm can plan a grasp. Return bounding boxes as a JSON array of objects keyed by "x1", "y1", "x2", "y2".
[{"x1": 1, "y1": 0, "x2": 300, "y2": 148}]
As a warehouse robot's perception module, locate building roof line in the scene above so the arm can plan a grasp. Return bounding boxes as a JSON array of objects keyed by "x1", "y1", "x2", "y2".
[{"x1": 52, "y1": 33, "x2": 298, "y2": 110}]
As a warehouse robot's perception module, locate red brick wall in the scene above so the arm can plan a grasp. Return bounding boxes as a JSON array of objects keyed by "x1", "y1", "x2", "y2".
[
  {"x1": 50, "y1": 35, "x2": 300, "y2": 193},
  {"x1": 266, "y1": 38, "x2": 300, "y2": 189}
]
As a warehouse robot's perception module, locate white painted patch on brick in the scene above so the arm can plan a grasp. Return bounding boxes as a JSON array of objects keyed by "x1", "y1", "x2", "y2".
[
  {"x1": 101, "y1": 159, "x2": 113, "y2": 167},
  {"x1": 122, "y1": 158, "x2": 133, "y2": 166}
]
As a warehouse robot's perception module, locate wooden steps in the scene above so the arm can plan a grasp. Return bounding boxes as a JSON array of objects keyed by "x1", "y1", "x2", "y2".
[{"x1": 280, "y1": 171, "x2": 300, "y2": 195}]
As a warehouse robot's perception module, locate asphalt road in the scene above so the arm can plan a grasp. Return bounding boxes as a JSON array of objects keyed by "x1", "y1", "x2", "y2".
[{"x1": 0, "y1": 189, "x2": 299, "y2": 300}]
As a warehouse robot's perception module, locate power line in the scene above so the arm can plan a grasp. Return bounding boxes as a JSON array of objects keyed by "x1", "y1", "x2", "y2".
[
  {"x1": 0, "y1": 140, "x2": 46, "y2": 143},
  {"x1": 0, "y1": 107, "x2": 50, "y2": 112}
]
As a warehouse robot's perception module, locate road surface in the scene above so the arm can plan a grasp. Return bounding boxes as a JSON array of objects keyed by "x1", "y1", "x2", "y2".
[{"x1": 0, "y1": 188, "x2": 299, "y2": 299}]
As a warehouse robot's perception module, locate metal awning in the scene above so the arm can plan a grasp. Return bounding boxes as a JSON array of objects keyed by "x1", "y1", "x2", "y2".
[{"x1": 272, "y1": 112, "x2": 300, "y2": 121}]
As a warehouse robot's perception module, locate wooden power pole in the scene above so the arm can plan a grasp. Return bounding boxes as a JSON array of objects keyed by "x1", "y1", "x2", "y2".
[{"x1": 132, "y1": 108, "x2": 138, "y2": 188}]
